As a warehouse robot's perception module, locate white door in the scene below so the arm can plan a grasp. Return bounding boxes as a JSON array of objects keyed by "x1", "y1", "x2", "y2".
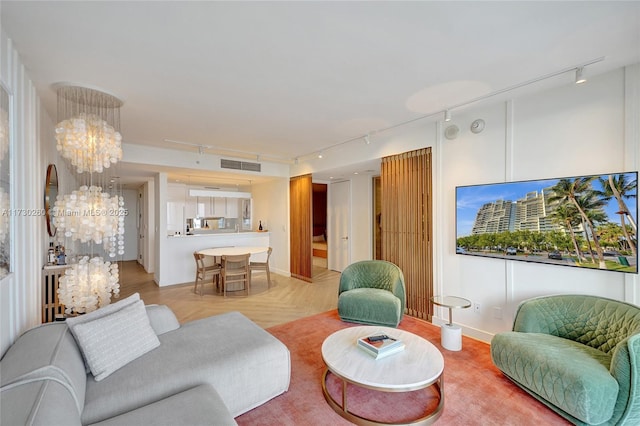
[{"x1": 328, "y1": 180, "x2": 350, "y2": 272}]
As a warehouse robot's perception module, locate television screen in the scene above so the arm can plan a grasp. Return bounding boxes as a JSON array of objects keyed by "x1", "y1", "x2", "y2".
[{"x1": 455, "y1": 172, "x2": 638, "y2": 274}]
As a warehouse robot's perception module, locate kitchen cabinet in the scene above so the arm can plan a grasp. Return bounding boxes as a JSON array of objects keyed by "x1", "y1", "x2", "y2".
[
  {"x1": 185, "y1": 196, "x2": 197, "y2": 218},
  {"x1": 167, "y1": 184, "x2": 186, "y2": 234},
  {"x1": 213, "y1": 198, "x2": 226, "y2": 217},
  {"x1": 226, "y1": 198, "x2": 239, "y2": 218},
  {"x1": 183, "y1": 188, "x2": 250, "y2": 220}
]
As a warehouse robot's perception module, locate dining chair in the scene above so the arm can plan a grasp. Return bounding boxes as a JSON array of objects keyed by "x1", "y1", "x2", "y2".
[
  {"x1": 193, "y1": 252, "x2": 221, "y2": 296},
  {"x1": 220, "y1": 253, "x2": 251, "y2": 297},
  {"x1": 249, "y1": 247, "x2": 273, "y2": 289}
]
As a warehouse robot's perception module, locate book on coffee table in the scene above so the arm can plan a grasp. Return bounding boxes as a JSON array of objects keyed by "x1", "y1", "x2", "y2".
[{"x1": 357, "y1": 334, "x2": 405, "y2": 359}]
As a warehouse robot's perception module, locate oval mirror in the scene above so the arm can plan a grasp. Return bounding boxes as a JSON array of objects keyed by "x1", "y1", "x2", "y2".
[{"x1": 45, "y1": 164, "x2": 58, "y2": 237}]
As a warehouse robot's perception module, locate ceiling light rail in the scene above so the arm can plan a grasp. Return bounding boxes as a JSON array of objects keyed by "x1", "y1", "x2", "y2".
[{"x1": 295, "y1": 56, "x2": 604, "y2": 162}]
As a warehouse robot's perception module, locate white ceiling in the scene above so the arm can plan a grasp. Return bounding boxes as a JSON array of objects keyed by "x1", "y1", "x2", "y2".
[{"x1": 2, "y1": 1, "x2": 639, "y2": 185}]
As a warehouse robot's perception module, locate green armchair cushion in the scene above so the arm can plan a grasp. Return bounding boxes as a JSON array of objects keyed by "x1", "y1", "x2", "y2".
[
  {"x1": 491, "y1": 332, "x2": 618, "y2": 424},
  {"x1": 491, "y1": 294, "x2": 640, "y2": 426},
  {"x1": 337, "y1": 288, "x2": 404, "y2": 327},
  {"x1": 337, "y1": 260, "x2": 405, "y2": 328}
]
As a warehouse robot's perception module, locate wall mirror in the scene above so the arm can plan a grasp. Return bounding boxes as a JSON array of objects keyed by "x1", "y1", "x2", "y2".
[{"x1": 45, "y1": 163, "x2": 58, "y2": 237}]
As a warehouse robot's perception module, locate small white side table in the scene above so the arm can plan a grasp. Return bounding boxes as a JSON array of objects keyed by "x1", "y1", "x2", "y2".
[{"x1": 430, "y1": 295, "x2": 472, "y2": 351}]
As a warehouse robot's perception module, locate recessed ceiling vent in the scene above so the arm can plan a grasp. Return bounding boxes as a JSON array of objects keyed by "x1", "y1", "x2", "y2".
[{"x1": 221, "y1": 159, "x2": 261, "y2": 172}]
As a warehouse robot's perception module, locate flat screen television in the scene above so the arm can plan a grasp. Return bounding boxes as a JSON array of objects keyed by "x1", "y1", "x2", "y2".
[{"x1": 455, "y1": 172, "x2": 638, "y2": 274}]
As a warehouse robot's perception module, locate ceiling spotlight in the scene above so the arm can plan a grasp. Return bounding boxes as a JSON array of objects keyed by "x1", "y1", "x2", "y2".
[
  {"x1": 294, "y1": 158, "x2": 299, "y2": 165},
  {"x1": 575, "y1": 67, "x2": 586, "y2": 84},
  {"x1": 318, "y1": 152, "x2": 323, "y2": 159},
  {"x1": 444, "y1": 110, "x2": 452, "y2": 122},
  {"x1": 364, "y1": 134, "x2": 371, "y2": 145},
  {"x1": 198, "y1": 146, "x2": 204, "y2": 155}
]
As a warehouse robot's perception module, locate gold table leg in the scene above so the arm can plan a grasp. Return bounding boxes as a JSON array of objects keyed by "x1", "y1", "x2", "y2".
[{"x1": 321, "y1": 369, "x2": 444, "y2": 426}]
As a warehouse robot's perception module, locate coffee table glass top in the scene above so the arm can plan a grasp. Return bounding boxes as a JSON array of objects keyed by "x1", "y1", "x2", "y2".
[{"x1": 321, "y1": 326, "x2": 444, "y2": 391}]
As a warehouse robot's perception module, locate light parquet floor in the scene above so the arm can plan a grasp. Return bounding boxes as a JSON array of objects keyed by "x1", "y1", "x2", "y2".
[{"x1": 118, "y1": 259, "x2": 340, "y2": 328}]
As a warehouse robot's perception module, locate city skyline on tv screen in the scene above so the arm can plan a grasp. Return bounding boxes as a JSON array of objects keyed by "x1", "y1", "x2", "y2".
[{"x1": 455, "y1": 172, "x2": 638, "y2": 274}]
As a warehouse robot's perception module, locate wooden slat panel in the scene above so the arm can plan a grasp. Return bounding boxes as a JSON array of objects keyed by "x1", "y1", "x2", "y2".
[
  {"x1": 380, "y1": 148, "x2": 433, "y2": 321},
  {"x1": 290, "y1": 174, "x2": 313, "y2": 282}
]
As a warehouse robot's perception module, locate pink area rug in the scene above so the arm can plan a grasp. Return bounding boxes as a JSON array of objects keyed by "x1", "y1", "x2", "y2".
[{"x1": 236, "y1": 310, "x2": 570, "y2": 425}]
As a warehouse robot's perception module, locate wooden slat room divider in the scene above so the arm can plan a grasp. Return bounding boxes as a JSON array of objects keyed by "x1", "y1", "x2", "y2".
[
  {"x1": 380, "y1": 148, "x2": 433, "y2": 320},
  {"x1": 290, "y1": 174, "x2": 313, "y2": 282}
]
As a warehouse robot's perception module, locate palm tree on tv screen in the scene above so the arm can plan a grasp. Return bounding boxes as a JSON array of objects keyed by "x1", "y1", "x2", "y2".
[
  {"x1": 596, "y1": 174, "x2": 637, "y2": 259},
  {"x1": 548, "y1": 177, "x2": 607, "y2": 269},
  {"x1": 549, "y1": 203, "x2": 584, "y2": 262}
]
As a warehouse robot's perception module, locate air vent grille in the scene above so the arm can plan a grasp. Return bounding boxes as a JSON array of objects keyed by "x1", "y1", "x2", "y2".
[{"x1": 221, "y1": 159, "x2": 261, "y2": 172}]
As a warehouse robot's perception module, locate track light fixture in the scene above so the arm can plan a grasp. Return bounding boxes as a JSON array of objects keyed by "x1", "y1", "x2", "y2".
[
  {"x1": 364, "y1": 134, "x2": 371, "y2": 145},
  {"x1": 575, "y1": 67, "x2": 587, "y2": 84},
  {"x1": 318, "y1": 152, "x2": 323, "y2": 159},
  {"x1": 444, "y1": 110, "x2": 452, "y2": 122}
]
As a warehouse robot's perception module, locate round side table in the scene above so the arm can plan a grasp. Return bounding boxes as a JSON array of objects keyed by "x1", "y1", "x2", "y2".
[{"x1": 430, "y1": 295, "x2": 472, "y2": 351}]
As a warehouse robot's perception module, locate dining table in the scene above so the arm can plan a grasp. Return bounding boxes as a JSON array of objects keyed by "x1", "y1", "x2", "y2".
[{"x1": 197, "y1": 246, "x2": 268, "y2": 259}]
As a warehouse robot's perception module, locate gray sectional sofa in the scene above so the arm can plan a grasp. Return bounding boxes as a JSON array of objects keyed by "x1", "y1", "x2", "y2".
[{"x1": 0, "y1": 298, "x2": 291, "y2": 425}]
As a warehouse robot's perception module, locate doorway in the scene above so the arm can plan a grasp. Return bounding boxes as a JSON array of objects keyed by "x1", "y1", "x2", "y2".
[
  {"x1": 312, "y1": 183, "x2": 328, "y2": 271},
  {"x1": 328, "y1": 180, "x2": 350, "y2": 272}
]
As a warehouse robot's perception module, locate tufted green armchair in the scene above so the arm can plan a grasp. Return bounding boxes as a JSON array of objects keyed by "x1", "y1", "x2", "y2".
[
  {"x1": 491, "y1": 294, "x2": 640, "y2": 426},
  {"x1": 337, "y1": 260, "x2": 405, "y2": 327}
]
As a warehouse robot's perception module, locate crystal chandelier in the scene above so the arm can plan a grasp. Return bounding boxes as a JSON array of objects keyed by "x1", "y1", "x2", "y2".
[
  {"x1": 54, "y1": 85, "x2": 125, "y2": 313},
  {"x1": 55, "y1": 86, "x2": 123, "y2": 174},
  {"x1": 57, "y1": 256, "x2": 120, "y2": 314},
  {"x1": 53, "y1": 185, "x2": 125, "y2": 258}
]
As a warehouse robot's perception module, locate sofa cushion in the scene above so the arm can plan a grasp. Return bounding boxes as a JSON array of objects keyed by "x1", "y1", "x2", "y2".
[
  {"x1": 87, "y1": 384, "x2": 237, "y2": 426},
  {"x1": 145, "y1": 304, "x2": 180, "y2": 335},
  {"x1": 0, "y1": 322, "x2": 86, "y2": 411},
  {"x1": 338, "y1": 288, "x2": 403, "y2": 327},
  {"x1": 491, "y1": 332, "x2": 619, "y2": 424},
  {"x1": 81, "y1": 311, "x2": 290, "y2": 424},
  {"x1": 68, "y1": 299, "x2": 160, "y2": 381},
  {"x1": 0, "y1": 379, "x2": 82, "y2": 426}
]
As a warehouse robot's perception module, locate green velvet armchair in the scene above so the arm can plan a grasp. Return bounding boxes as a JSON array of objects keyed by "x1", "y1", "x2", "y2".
[
  {"x1": 491, "y1": 294, "x2": 640, "y2": 426},
  {"x1": 337, "y1": 260, "x2": 405, "y2": 327}
]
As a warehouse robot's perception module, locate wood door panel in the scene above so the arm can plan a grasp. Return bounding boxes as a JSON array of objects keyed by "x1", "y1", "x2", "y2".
[{"x1": 290, "y1": 174, "x2": 312, "y2": 282}]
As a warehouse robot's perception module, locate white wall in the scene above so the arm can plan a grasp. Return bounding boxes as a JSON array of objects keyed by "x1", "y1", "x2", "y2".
[
  {"x1": 0, "y1": 30, "x2": 46, "y2": 355},
  {"x1": 250, "y1": 177, "x2": 290, "y2": 277},
  {"x1": 294, "y1": 64, "x2": 640, "y2": 343},
  {"x1": 139, "y1": 179, "x2": 155, "y2": 273},
  {"x1": 437, "y1": 66, "x2": 638, "y2": 342}
]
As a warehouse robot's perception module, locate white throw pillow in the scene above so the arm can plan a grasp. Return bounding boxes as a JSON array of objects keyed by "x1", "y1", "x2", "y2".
[{"x1": 67, "y1": 293, "x2": 160, "y2": 381}]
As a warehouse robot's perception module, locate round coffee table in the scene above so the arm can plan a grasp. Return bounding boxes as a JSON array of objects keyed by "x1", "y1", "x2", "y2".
[{"x1": 321, "y1": 326, "x2": 444, "y2": 425}]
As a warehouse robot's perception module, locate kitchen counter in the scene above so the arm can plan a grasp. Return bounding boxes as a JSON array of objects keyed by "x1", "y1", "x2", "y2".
[
  {"x1": 169, "y1": 230, "x2": 263, "y2": 237},
  {"x1": 158, "y1": 231, "x2": 270, "y2": 286}
]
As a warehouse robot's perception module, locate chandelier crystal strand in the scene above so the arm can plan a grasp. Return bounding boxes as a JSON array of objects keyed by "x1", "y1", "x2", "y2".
[
  {"x1": 57, "y1": 255, "x2": 120, "y2": 314},
  {"x1": 53, "y1": 185, "x2": 124, "y2": 257},
  {"x1": 55, "y1": 113, "x2": 122, "y2": 173}
]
